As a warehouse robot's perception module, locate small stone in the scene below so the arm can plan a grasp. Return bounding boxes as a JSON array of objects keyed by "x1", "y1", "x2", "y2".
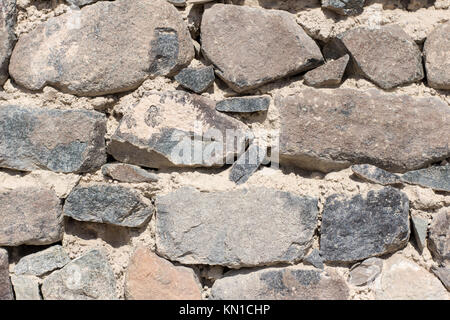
[
  {"x1": 0, "y1": 0, "x2": 16, "y2": 85},
  {"x1": 0, "y1": 248, "x2": 13, "y2": 300},
  {"x1": 411, "y1": 215, "x2": 428, "y2": 253},
  {"x1": 349, "y1": 257, "x2": 383, "y2": 286},
  {"x1": 424, "y1": 22, "x2": 450, "y2": 90},
  {"x1": 401, "y1": 166, "x2": 450, "y2": 192},
  {"x1": 229, "y1": 144, "x2": 266, "y2": 184},
  {"x1": 216, "y1": 96, "x2": 270, "y2": 113},
  {"x1": 211, "y1": 266, "x2": 349, "y2": 300},
  {"x1": 320, "y1": 187, "x2": 410, "y2": 263},
  {"x1": 64, "y1": 184, "x2": 153, "y2": 228},
  {"x1": 125, "y1": 247, "x2": 202, "y2": 300},
  {"x1": 174, "y1": 66, "x2": 215, "y2": 93},
  {"x1": 102, "y1": 163, "x2": 158, "y2": 183},
  {"x1": 322, "y1": 0, "x2": 366, "y2": 16},
  {"x1": 167, "y1": 0, "x2": 186, "y2": 6},
  {"x1": 351, "y1": 164, "x2": 402, "y2": 186},
  {"x1": 41, "y1": 249, "x2": 116, "y2": 300},
  {"x1": 304, "y1": 55, "x2": 349, "y2": 88},
  {"x1": 11, "y1": 275, "x2": 41, "y2": 300},
  {"x1": 431, "y1": 266, "x2": 450, "y2": 291},
  {"x1": 15, "y1": 245, "x2": 70, "y2": 277},
  {"x1": 304, "y1": 249, "x2": 324, "y2": 270},
  {"x1": 67, "y1": 0, "x2": 102, "y2": 6},
  {"x1": 428, "y1": 210, "x2": 449, "y2": 265}
]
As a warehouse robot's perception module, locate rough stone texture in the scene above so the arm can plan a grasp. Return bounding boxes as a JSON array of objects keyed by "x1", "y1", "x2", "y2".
[
  {"x1": 108, "y1": 91, "x2": 249, "y2": 169},
  {"x1": 411, "y1": 215, "x2": 428, "y2": 253},
  {"x1": 211, "y1": 266, "x2": 349, "y2": 300},
  {"x1": 336, "y1": 25, "x2": 424, "y2": 89},
  {"x1": 322, "y1": 0, "x2": 365, "y2": 16},
  {"x1": 67, "y1": 0, "x2": 104, "y2": 6},
  {"x1": 64, "y1": 185, "x2": 153, "y2": 228},
  {"x1": 15, "y1": 245, "x2": 70, "y2": 277},
  {"x1": 216, "y1": 96, "x2": 270, "y2": 113},
  {"x1": 102, "y1": 163, "x2": 158, "y2": 183},
  {"x1": 432, "y1": 266, "x2": 450, "y2": 291},
  {"x1": 201, "y1": 4, "x2": 323, "y2": 92},
  {"x1": 0, "y1": 0, "x2": 16, "y2": 85},
  {"x1": 304, "y1": 249, "x2": 324, "y2": 270},
  {"x1": 348, "y1": 257, "x2": 383, "y2": 286},
  {"x1": 401, "y1": 166, "x2": 450, "y2": 192},
  {"x1": 41, "y1": 249, "x2": 116, "y2": 300},
  {"x1": 428, "y1": 210, "x2": 449, "y2": 265},
  {"x1": 156, "y1": 187, "x2": 318, "y2": 267},
  {"x1": 278, "y1": 88, "x2": 450, "y2": 173},
  {"x1": 11, "y1": 275, "x2": 41, "y2": 300},
  {"x1": 0, "y1": 187, "x2": 63, "y2": 246},
  {"x1": 304, "y1": 55, "x2": 349, "y2": 87},
  {"x1": 424, "y1": 22, "x2": 450, "y2": 90},
  {"x1": 125, "y1": 247, "x2": 202, "y2": 300},
  {"x1": 0, "y1": 105, "x2": 106, "y2": 173},
  {"x1": 9, "y1": 0, "x2": 194, "y2": 96},
  {"x1": 0, "y1": 248, "x2": 13, "y2": 300},
  {"x1": 229, "y1": 144, "x2": 266, "y2": 184},
  {"x1": 174, "y1": 66, "x2": 215, "y2": 93},
  {"x1": 351, "y1": 164, "x2": 401, "y2": 186},
  {"x1": 320, "y1": 187, "x2": 410, "y2": 263}
]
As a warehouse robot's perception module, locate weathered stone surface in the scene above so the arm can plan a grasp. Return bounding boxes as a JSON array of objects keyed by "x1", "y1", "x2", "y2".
[
  {"x1": 108, "y1": 91, "x2": 249, "y2": 169},
  {"x1": 304, "y1": 55, "x2": 349, "y2": 87},
  {"x1": 102, "y1": 163, "x2": 158, "y2": 183},
  {"x1": 432, "y1": 266, "x2": 450, "y2": 291},
  {"x1": 375, "y1": 254, "x2": 449, "y2": 299},
  {"x1": 278, "y1": 88, "x2": 450, "y2": 173},
  {"x1": 211, "y1": 266, "x2": 349, "y2": 300},
  {"x1": 67, "y1": 0, "x2": 103, "y2": 6},
  {"x1": 41, "y1": 249, "x2": 116, "y2": 300},
  {"x1": 0, "y1": 105, "x2": 106, "y2": 173},
  {"x1": 411, "y1": 215, "x2": 428, "y2": 253},
  {"x1": 401, "y1": 166, "x2": 450, "y2": 192},
  {"x1": 201, "y1": 4, "x2": 323, "y2": 92},
  {"x1": 229, "y1": 144, "x2": 266, "y2": 184},
  {"x1": 64, "y1": 184, "x2": 153, "y2": 228},
  {"x1": 0, "y1": 248, "x2": 13, "y2": 300},
  {"x1": 428, "y1": 210, "x2": 449, "y2": 264},
  {"x1": 174, "y1": 66, "x2": 215, "y2": 93},
  {"x1": 0, "y1": 187, "x2": 63, "y2": 246},
  {"x1": 351, "y1": 164, "x2": 401, "y2": 186},
  {"x1": 15, "y1": 245, "x2": 70, "y2": 277},
  {"x1": 336, "y1": 25, "x2": 424, "y2": 89},
  {"x1": 216, "y1": 96, "x2": 270, "y2": 113},
  {"x1": 320, "y1": 187, "x2": 410, "y2": 263},
  {"x1": 11, "y1": 275, "x2": 41, "y2": 300},
  {"x1": 304, "y1": 249, "x2": 324, "y2": 270},
  {"x1": 322, "y1": 0, "x2": 365, "y2": 16},
  {"x1": 0, "y1": 0, "x2": 16, "y2": 85},
  {"x1": 125, "y1": 247, "x2": 202, "y2": 300},
  {"x1": 349, "y1": 257, "x2": 383, "y2": 286},
  {"x1": 424, "y1": 22, "x2": 450, "y2": 90},
  {"x1": 167, "y1": 0, "x2": 186, "y2": 7},
  {"x1": 9, "y1": 0, "x2": 194, "y2": 96},
  {"x1": 156, "y1": 187, "x2": 318, "y2": 267}
]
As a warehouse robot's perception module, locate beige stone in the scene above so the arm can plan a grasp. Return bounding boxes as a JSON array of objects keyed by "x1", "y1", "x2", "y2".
[{"x1": 424, "y1": 22, "x2": 450, "y2": 90}]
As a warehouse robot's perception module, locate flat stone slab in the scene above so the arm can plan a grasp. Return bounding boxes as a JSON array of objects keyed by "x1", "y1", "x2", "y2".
[
  {"x1": 216, "y1": 96, "x2": 270, "y2": 113},
  {"x1": 424, "y1": 22, "x2": 450, "y2": 90},
  {"x1": 428, "y1": 209, "x2": 449, "y2": 265},
  {"x1": 278, "y1": 88, "x2": 450, "y2": 173},
  {"x1": 0, "y1": 105, "x2": 107, "y2": 173},
  {"x1": 304, "y1": 55, "x2": 349, "y2": 87},
  {"x1": 201, "y1": 4, "x2": 323, "y2": 92},
  {"x1": 0, "y1": 248, "x2": 13, "y2": 300},
  {"x1": 401, "y1": 166, "x2": 450, "y2": 192},
  {"x1": 156, "y1": 187, "x2": 318, "y2": 267},
  {"x1": 229, "y1": 144, "x2": 266, "y2": 184},
  {"x1": 15, "y1": 245, "x2": 70, "y2": 277},
  {"x1": 351, "y1": 164, "x2": 401, "y2": 186},
  {"x1": 0, "y1": 0, "x2": 16, "y2": 85},
  {"x1": 11, "y1": 275, "x2": 41, "y2": 300},
  {"x1": 349, "y1": 257, "x2": 383, "y2": 286},
  {"x1": 102, "y1": 163, "x2": 158, "y2": 183},
  {"x1": 411, "y1": 215, "x2": 428, "y2": 253},
  {"x1": 174, "y1": 66, "x2": 215, "y2": 93},
  {"x1": 322, "y1": 0, "x2": 366, "y2": 16},
  {"x1": 320, "y1": 187, "x2": 410, "y2": 263}
]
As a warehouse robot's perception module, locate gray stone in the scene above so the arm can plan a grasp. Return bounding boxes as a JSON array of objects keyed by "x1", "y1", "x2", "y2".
[
  {"x1": 428, "y1": 210, "x2": 449, "y2": 265},
  {"x1": 0, "y1": 105, "x2": 106, "y2": 173},
  {"x1": 0, "y1": 248, "x2": 13, "y2": 300},
  {"x1": 304, "y1": 249, "x2": 324, "y2": 270},
  {"x1": 322, "y1": 0, "x2": 365, "y2": 16},
  {"x1": 9, "y1": 0, "x2": 194, "y2": 96},
  {"x1": 156, "y1": 187, "x2": 318, "y2": 267},
  {"x1": 67, "y1": 0, "x2": 104, "y2": 6},
  {"x1": 174, "y1": 66, "x2": 215, "y2": 93},
  {"x1": 201, "y1": 4, "x2": 323, "y2": 92},
  {"x1": 0, "y1": 187, "x2": 63, "y2": 246},
  {"x1": 15, "y1": 245, "x2": 70, "y2": 277},
  {"x1": 431, "y1": 266, "x2": 450, "y2": 291},
  {"x1": 348, "y1": 257, "x2": 383, "y2": 286},
  {"x1": 278, "y1": 88, "x2": 450, "y2": 173},
  {"x1": 424, "y1": 22, "x2": 450, "y2": 90},
  {"x1": 11, "y1": 275, "x2": 41, "y2": 300},
  {"x1": 216, "y1": 96, "x2": 270, "y2": 113},
  {"x1": 229, "y1": 144, "x2": 266, "y2": 185},
  {"x1": 211, "y1": 266, "x2": 349, "y2": 300},
  {"x1": 401, "y1": 166, "x2": 450, "y2": 192},
  {"x1": 411, "y1": 215, "x2": 428, "y2": 253},
  {"x1": 304, "y1": 55, "x2": 349, "y2": 88},
  {"x1": 167, "y1": 0, "x2": 186, "y2": 6},
  {"x1": 64, "y1": 184, "x2": 153, "y2": 228},
  {"x1": 0, "y1": 0, "x2": 16, "y2": 85},
  {"x1": 102, "y1": 163, "x2": 158, "y2": 183},
  {"x1": 351, "y1": 164, "x2": 402, "y2": 186},
  {"x1": 320, "y1": 187, "x2": 410, "y2": 263},
  {"x1": 41, "y1": 249, "x2": 116, "y2": 300}
]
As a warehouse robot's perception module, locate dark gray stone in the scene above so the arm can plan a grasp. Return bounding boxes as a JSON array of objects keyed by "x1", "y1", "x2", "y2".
[
  {"x1": 0, "y1": 248, "x2": 13, "y2": 300},
  {"x1": 67, "y1": 0, "x2": 104, "y2": 6},
  {"x1": 351, "y1": 164, "x2": 402, "y2": 186},
  {"x1": 102, "y1": 163, "x2": 158, "y2": 183},
  {"x1": 401, "y1": 166, "x2": 450, "y2": 192},
  {"x1": 322, "y1": 0, "x2": 366, "y2": 16},
  {"x1": 229, "y1": 144, "x2": 266, "y2": 184},
  {"x1": 320, "y1": 187, "x2": 410, "y2": 263},
  {"x1": 428, "y1": 210, "x2": 449, "y2": 265},
  {"x1": 432, "y1": 266, "x2": 450, "y2": 291},
  {"x1": 0, "y1": 0, "x2": 16, "y2": 85},
  {"x1": 15, "y1": 245, "x2": 70, "y2": 277},
  {"x1": 174, "y1": 66, "x2": 215, "y2": 93},
  {"x1": 167, "y1": 0, "x2": 186, "y2": 6},
  {"x1": 411, "y1": 215, "x2": 428, "y2": 253},
  {"x1": 216, "y1": 96, "x2": 270, "y2": 113},
  {"x1": 348, "y1": 257, "x2": 383, "y2": 286},
  {"x1": 304, "y1": 249, "x2": 324, "y2": 270}
]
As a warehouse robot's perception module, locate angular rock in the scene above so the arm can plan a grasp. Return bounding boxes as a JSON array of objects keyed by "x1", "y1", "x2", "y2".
[
  {"x1": 278, "y1": 88, "x2": 450, "y2": 173},
  {"x1": 304, "y1": 249, "x2": 324, "y2": 270},
  {"x1": 401, "y1": 166, "x2": 450, "y2": 192},
  {"x1": 108, "y1": 91, "x2": 249, "y2": 169},
  {"x1": 304, "y1": 55, "x2": 349, "y2": 88},
  {"x1": 322, "y1": 0, "x2": 365, "y2": 16},
  {"x1": 156, "y1": 187, "x2": 318, "y2": 267},
  {"x1": 216, "y1": 96, "x2": 270, "y2": 113},
  {"x1": 9, "y1": 0, "x2": 194, "y2": 96},
  {"x1": 0, "y1": 187, "x2": 63, "y2": 246},
  {"x1": 102, "y1": 163, "x2": 158, "y2": 183},
  {"x1": 0, "y1": 248, "x2": 13, "y2": 300},
  {"x1": 174, "y1": 65, "x2": 215, "y2": 93},
  {"x1": 336, "y1": 25, "x2": 424, "y2": 89},
  {"x1": 0, "y1": 105, "x2": 107, "y2": 173},
  {"x1": 229, "y1": 144, "x2": 266, "y2": 184},
  {"x1": 64, "y1": 184, "x2": 153, "y2": 228},
  {"x1": 15, "y1": 245, "x2": 70, "y2": 277},
  {"x1": 320, "y1": 187, "x2": 410, "y2": 263},
  {"x1": 411, "y1": 215, "x2": 428, "y2": 253},
  {"x1": 211, "y1": 266, "x2": 349, "y2": 300},
  {"x1": 11, "y1": 275, "x2": 41, "y2": 300},
  {"x1": 125, "y1": 247, "x2": 202, "y2": 300},
  {"x1": 201, "y1": 4, "x2": 323, "y2": 92},
  {"x1": 67, "y1": 0, "x2": 103, "y2": 6},
  {"x1": 428, "y1": 210, "x2": 449, "y2": 264},
  {"x1": 0, "y1": 0, "x2": 16, "y2": 85},
  {"x1": 348, "y1": 257, "x2": 383, "y2": 286},
  {"x1": 351, "y1": 164, "x2": 401, "y2": 186},
  {"x1": 431, "y1": 266, "x2": 450, "y2": 291},
  {"x1": 167, "y1": 0, "x2": 186, "y2": 7},
  {"x1": 424, "y1": 22, "x2": 450, "y2": 90},
  {"x1": 41, "y1": 249, "x2": 116, "y2": 300}
]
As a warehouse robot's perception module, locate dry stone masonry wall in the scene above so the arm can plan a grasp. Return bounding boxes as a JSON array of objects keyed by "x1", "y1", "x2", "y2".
[{"x1": 0, "y1": 0, "x2": 449, "y2": 300}]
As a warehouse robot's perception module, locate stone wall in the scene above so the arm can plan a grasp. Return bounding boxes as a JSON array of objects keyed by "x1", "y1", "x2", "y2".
[{"x1": 0, "y1": 0, "x2": 449, "y2": 300}]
